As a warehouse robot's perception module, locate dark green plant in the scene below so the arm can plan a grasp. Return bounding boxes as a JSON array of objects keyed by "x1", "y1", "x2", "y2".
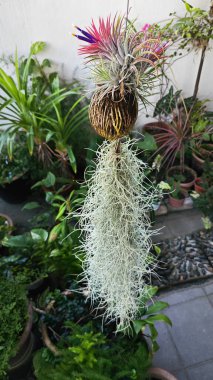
[
  {"x1": 168, "y1": 178, "x2": 184, "y2": 200},
  {"x1": 0, "y1": 42, "x2": 88, "y2": 176},
  {"x1": 0, "y1": 216, "x2": 12, "y2": 242},
  {"x1": 194, "y1": 161, "x2": 213, "y2": 221},
  {"x1": 0, "y1": 276, "x2": 28, "y2": 378},
  {"x1": 33, "y1": 322, "x2": 152, "y2": 380},
  {"x1": 0, "y1": 134, "x2": 33, "y2": 184}
]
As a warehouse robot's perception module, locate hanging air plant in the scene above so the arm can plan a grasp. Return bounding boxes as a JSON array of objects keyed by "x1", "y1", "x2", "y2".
[{"x1": 73, "y1": 14, "x2": 168, "y2": 329}]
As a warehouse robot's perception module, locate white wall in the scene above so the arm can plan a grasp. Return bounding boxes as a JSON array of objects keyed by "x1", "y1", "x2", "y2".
[{"x1": 0, "y1": 0, "x2": 212, "y2": 124}]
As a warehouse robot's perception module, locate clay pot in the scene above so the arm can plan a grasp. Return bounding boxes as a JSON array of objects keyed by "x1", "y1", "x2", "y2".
[
  {"x1": 8, "y1": 303, "x2": 35, "y2": 379},
  {"x1": 194, "y1": 178, "x2": 205, "y2": 193},
  {"x1": 149, "y1": 367, "x2": 178, "y2": 380},
  {"x1": 167, "y1": 165, "x2": 197, "y2": 190},
  {"x1": 0, "y1": 213, "x2": 13, "y2": 230},
  {"x1": 168, "y1": 194, "x2": 185, "y2": 208}
]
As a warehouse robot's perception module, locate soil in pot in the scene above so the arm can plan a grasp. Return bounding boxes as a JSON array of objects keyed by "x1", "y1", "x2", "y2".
[{"x1": 167, "y1": 165, "x2": 197, "y2": 190}]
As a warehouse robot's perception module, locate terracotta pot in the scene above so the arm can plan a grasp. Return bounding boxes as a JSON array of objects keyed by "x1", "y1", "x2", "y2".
[
  {"x1": 168, "y1": 195, "x2": 185, "y2": 208},
  {"x1": 167, "y1": 165, "x2": 197, "y2": 190},
  {"x1": 192, "y1": 152, "x2": 204, "y2": 171},
  {"x1": 0, "y1": 213, "x2": 13, "y2": 229},
  {"x1": 194, "y1": 178, "x2": 205, "y2": 193},
  {"x1": 149, "y1": 367, "x2": 178, "y2": 380},
  {"x1": 8, "y1": 303, "x2": 35, "y2": 378}
]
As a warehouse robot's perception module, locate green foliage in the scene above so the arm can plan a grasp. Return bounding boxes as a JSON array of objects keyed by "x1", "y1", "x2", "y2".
[
  {"x1": 166, "y1": 1, "x2": 213, "y2": 51},
  {"x1": 0, "y1": 42, "x2": 89, "y2": 178},
  {"x1": 0, "y1": 277, "x2": 28, "y2": 378},
  {"x1": 194, "y1": 161, "x2": 213, "y2": 221},
  {"x1": 168, "y1": 177, "x2": 184, "y2": 200},
  {"x1": 153, "y1": 86, "x2": 181, "y2": 117},
  {"x1": 136, "y1": 133, "x2": 157, "y2": 152},
  {"x1": 0, "y1": 216, "x2": 12, "y2": 242},
  {"x1": 33, "y1": 322, "x2": 152, "y2": 380},
  {"x1": 0, "y1": 134, "x2": 33, "y2": 184}
]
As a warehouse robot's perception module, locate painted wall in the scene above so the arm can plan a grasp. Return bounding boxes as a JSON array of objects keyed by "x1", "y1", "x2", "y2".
[{"x1": 0, "y1": 0, "x2": 212, "y2": 125}]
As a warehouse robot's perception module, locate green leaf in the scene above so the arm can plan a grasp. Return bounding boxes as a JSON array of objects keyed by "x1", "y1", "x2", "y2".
[
  {"x1": 31, "y1": 228, "x2": 48, "y2": 242},
  {"x1": 145, "y1": 314, "x2": 172, "y2": 326},
  {"x1": 153, "y1": 245, "x2": 161, "y2": 255},
  {"x1": 26, "y1": 126, "x2": 34, "y2": 155},
  {"x1": 56, "y1": 204, "x2": 66, "y2": 221},
  {"x1": 22, "y1": 201, "x2": 40, "y2": 210},
  {"x1": 132, "y1": 320, "x2": 144, "y2": 334},
  {"x1": 49, "y1": 224, "x2": 62, "y2": 242},
  {"x1": 145, "y1": 301, "x2": 169, "y2": 315},
  {"x1": 137, "y1": 133, "x2": 157, "y2": 151},
  {"x1": 30, "y1": 41, "x2": 46, "y2": 55},
  {"x1": 33, "y1": 172, "x2": 56, "y2": 189},
  {"x1": 67, "y1": 146, "x2": 77, "y2": 173}
]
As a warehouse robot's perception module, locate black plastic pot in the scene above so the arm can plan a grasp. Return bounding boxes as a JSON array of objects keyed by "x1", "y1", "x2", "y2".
[{"x1": 0, "y1": 175, "x2": 32, "y2": 203}]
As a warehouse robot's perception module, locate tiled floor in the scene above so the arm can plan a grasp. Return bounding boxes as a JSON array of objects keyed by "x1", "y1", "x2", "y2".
[{"x1": 153, "y1": 280, "x2": 213, "y2": 380}]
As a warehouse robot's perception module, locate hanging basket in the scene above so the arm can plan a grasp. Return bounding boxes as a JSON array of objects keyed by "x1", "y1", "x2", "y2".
[{"x1": 89, "y1": 89, "x2": 138, "y2": 140}]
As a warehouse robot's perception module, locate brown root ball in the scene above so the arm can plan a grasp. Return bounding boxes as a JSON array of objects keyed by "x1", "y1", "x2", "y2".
[{"x1": 89, "y1": 89, "x2": 138, "y2": 140}]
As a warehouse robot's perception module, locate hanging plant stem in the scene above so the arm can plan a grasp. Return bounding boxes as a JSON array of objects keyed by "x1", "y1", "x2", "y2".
[{"x1": 77, "y1": 139, "x2": 161, "y2": 330}]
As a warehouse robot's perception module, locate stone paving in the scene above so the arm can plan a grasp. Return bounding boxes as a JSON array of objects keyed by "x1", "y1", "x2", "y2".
[
  {"x1": 153, "y1": 210, "x2": 213, "y2": 380},
  {"x1": 154, "y1": 280, "x2": 213, "y2": 380}
]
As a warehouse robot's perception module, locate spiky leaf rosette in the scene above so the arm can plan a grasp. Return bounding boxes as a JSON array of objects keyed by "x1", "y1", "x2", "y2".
[
  {"x1": 77, "y1": 140, "x2": 161, "y2": 330},
  {"x1": 73, "y1": 16, "x2": 168, "y2": 139},
  {"x1": 89, "y1": 89, "x2": 138, "y2": 140}
]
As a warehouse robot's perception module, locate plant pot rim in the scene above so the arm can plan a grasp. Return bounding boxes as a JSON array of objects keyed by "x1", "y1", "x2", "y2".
[
  {"x1": 149, "y1": 367, "x2": 178, "y2": 380},
  {"x1": 167, "y1": 165, "x2": 197, "y2": 189},
  {"x1": 1, "y1": 170, "x2": 29, "y2": 185},
  {"x1": 0, "y1": 213, "x2": 13, "y2": 228},
  {"x1": 17, "y1": 302, "x2": 33, "y2": 350}
]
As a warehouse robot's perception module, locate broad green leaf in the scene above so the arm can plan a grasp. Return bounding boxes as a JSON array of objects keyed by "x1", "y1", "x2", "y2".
[
  {"x1": 22, "y1": 201, "x2": 40, "y2": 210},
  {"x1": 132, "y1": 320, "x2": 144, "y2": 334},
  {"x1": 145, "y1": 314, "x2": 172, "y2": 326},
  {"x1": 31, "y1": 228, "x2": 48, "y2": 242},
  {"x1": 145, "y1": 301, "x2": 169, "y2": 315},
  {"x1": 137, "y1": 133, "x2": 157, "y2": 151}
]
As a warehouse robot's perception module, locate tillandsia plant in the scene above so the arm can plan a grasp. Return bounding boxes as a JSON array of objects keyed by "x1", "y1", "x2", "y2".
[
  {"x1": 73, "y1": 14, "x2": 169, "y2": 330},
  {"x1": 73, "y1": 16, "x2": 168, "y2": 140}
]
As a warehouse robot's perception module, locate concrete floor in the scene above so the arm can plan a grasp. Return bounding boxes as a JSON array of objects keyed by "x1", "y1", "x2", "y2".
[{"x1": 1, "y1": 194, "x2": 212, "y2": 380}]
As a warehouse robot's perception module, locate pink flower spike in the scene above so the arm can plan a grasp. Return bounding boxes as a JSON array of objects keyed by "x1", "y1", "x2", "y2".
[{"x1": 141, "y1": 23, "x2": 151, "y2": 32}]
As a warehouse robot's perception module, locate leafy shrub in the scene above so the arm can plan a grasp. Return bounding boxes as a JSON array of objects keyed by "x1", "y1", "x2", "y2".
[{"x1": 0, "y1": 277, "x2": 28, "y2": 378}]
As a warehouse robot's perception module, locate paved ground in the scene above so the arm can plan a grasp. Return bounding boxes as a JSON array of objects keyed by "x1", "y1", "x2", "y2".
[
  {"x1": 153, "y1": 209, "x2": 213, "y2": 380},
  {"x1": 154, "y1": 208, "x2": 204, "y2": 241},
  {"x1": 154, "y1": 279, "x2": 213, "y2": 380}
]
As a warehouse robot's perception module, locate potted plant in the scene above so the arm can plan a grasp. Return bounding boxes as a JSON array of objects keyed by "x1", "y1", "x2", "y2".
[
  {"x1": 33, "y1": 284, "x2": 176, "y2": 380},
  {"x1": 167, "y1": 165, "x2": 197, "y2": 190},
  {"x1": 194, "y1": 177, "x2": 205, "y2": 193},
  {"x1": 0, "y1": 276, "x2": 34, "y2": 379},
  {"x1": 168, "y1": 178, "x2": 187, "y2": 208},
  {"x1": 0, "y1": 213, "x2": 13, "y2": 241},
  {"x1": 0, "y1": 135, "x2": 34, "y2": 202}
]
